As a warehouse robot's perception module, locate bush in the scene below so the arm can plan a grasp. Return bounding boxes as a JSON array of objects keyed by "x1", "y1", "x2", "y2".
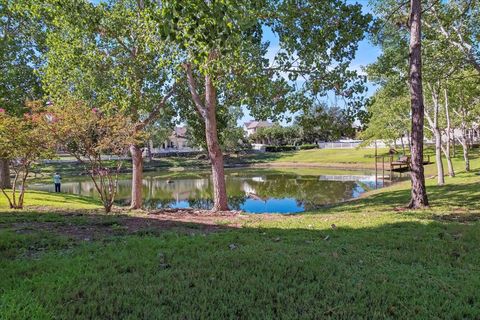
[
  {"x1": 298, "y1": 144, "x2": 317, "y2": 150},
  {"x1": 265, "y1": 145, "x2": 297, "y2": 152}
]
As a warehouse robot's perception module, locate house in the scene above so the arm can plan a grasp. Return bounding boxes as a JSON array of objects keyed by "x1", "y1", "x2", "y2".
[
  {"x1": 149, "y1": 126, "x2": 199, "y2": 155},
  {"x1": 161, "y1": 126, "x2": 188, "y2": 150},
  {"x1": 244, "y1": 120, "x2": 273, "y2": 137}
]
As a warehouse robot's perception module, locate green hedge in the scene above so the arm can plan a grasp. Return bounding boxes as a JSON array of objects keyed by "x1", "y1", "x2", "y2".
[
  {"x1": 265, "y1": 145, "x2": 297, "y2": 152},
  {"x1": 298, "y1": 144, "x2": 317, "y2": 150}
]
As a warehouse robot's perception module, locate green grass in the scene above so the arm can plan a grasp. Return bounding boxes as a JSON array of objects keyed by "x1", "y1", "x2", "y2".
[
  {"x1": 0, "y1": 190, "x2": 100, "y2": 211},
  {"x1": 245, "y1": 147, "x2": 389, "y2": 166},
  {"x1": 1, "y1": 151, "x2": 480, "y2": 318}
]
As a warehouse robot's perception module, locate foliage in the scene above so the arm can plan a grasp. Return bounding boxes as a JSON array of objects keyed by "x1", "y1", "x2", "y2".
[
  {"x1": 368, "y1": 0, "x2": 480, "y2": 187},
  {"x1": 250, "y1": 125, "x2": 301, "y2": 146},
  {"x1": 447, "y1": 68, "x2": 480, "y2": 131},
  {"x1": 40, "y1": 100, "x2": 140, "y2": 213},
  {"x1": 42, "y1": 0, "x2": 176, "y2": 118},
  {"x1": 298, "y1": 144, "x2": 317, "y2": 150},
  {"x1": 0, "y1": 0, "x2": 45, "y2": 113},
  {"x1": 267, "y1": 0, "x2": 372, "y2": 106},
  {"x1": 296, "y1": 103, "x2": 356, "y2": 143},
  {"x1": 0, "y1": 105, "x2": 55, "y2": 209},
  {"x1": 183, "y1": 105, "x2": 245, "y2": 151},
  {"x1": 220, "y1": 126, "x2": 251, "y2": 153},
  {"x1": 40, "y1": 0, "x2": 179, "y2": 208},
  {"x1": 360, "y1": 83, "x2": 410, "y2": 145}
]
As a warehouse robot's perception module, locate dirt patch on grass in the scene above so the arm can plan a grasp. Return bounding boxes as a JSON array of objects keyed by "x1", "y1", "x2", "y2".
[{"x1": 1, "y1": 208, "x2": 288, "y2": 241}]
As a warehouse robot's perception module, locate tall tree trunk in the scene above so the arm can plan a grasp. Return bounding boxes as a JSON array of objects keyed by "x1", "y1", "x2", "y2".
[
  {"x1": 434, "y1": 128, "x2": 445, "y2": 185},
  {"x1": 452, "y1": 129, "x2": 456, "y2": 157},
  {"x1": 458, "y1": 104, "x2": 470, "y2": 171},
  {"x1": 458, "y1": 132, "x2": 470, "y2": 172},
  {"x1": 406, "y1": 130, "x2": 412, "y2": 152},
  {"x1": 427, "y1": 87, "x2": 444, "y2": 185},
  {"x1": 130, "y1": 144, "x2": 143, "y2": 209},
  {"x1": 204, "y1": 74, "x2": 229, "y2": 211},
  {"x1": 442, "y1": 88, "x2": 455, "y2": 177},
  {"x1": 183, "y1": 60, "x2": 229, "y2": 212},
  {"x1": 441, "y1": 139, "x2": 455, "y2": 178},
  {"x1": 407, "y1": 0, "x2": 429, "y2": 208},
  {"x1": 462, "y1": 139, "x2": 470, "y2": 171},
  {"x1": 0, "y1": 159, "x2": 11, "y2": 189}
]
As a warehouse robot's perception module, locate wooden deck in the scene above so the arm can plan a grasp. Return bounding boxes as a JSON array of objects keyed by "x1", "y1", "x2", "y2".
[{"x1": 376, "y1": 155, "x2": 431, "y2": 172}]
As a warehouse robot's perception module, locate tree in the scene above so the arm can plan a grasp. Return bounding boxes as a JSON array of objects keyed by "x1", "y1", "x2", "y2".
[
  {"x1": 164, "y1": 1, "x2": 288, "y2": 210},
  {"x1": 423, "y1": 0, "x2": 480, "y2": 74},
  {"x1": 0, "y1": 0, "x2": 46, "y2": 189},
  {"x1": 221, "y1": 126, "x2": 251, "y2": 153},
  {"x1": 407, "y1": 0, "x2": 429, "y2": 208},
  {"x1": 296, "y1": 103, "x2": 356, "y2": 144},
  {"x1": 40, "y1": 100, "x2": 140, "y2": 213},
  {"x1": 164, "y1": 0, "x2": 371, "y2": 211},
  {"x1": 448, "y1": 68, "x2": 480, "y2": 171},
  {"x1": 360, "y1": 84, "x2": 411, "y2": 151},
  {"x1": 424, "y1": 80, "x2": 446, "y2": 185},
  {"x1": 42, "y1": 0, "x2": 176, "y2": 209},
  {"x1": 250, "y1": 125, "x2": 301, "y2": 146},
  {"x1": 368, "y1": 0, "x2": 430, "y2": 207},
  {"x1": 0, "y1": 106, "x2": 54, "y2": 209}
]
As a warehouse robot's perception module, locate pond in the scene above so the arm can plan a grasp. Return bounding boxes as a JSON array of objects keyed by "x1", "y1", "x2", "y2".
[{"x1": 29, "y1": 168, "x2": 407, "y2": 213}]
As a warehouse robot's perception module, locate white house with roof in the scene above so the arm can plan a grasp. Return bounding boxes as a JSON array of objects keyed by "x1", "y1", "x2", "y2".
[
  {"x1": 148, "y1": 126, "x2": 199, "y2": 155},
  {"x1": 244, "y1": 120, "x2": 273, "y2": 137}
]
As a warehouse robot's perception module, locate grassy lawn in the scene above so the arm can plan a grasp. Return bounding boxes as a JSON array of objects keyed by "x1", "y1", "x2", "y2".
[
  {"x1": 238, "y1": 146, "x2": 476, "y2": 171},
  {"x1": 241, "y1": 147, "x2": 388, "y2": 166},
  {"x1": 1, "y1": 151, "x2": 479, "y2": 318},
  {"x1": 0, "y1": 190, "x2": 100, "y2": 211}
]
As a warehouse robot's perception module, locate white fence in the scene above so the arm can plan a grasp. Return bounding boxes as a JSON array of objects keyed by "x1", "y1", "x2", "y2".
[
  {"x1": 317, "y1": 140, "x2": 394, "y2": 149},
  {"x1": 318, "y1": 142, "x2": 363, "y2": 149}
]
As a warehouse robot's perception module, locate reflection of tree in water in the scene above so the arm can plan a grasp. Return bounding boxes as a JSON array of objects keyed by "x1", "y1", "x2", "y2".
[
  {"x1": 37, "y1": 170, "x2": 372, "y2": 211},
  {"x1": 226, "y1": 196, "x2": 247, "y2": 210},
  {"x1": 185, "y1": 198, "x2": 213, "y2": 210},
  {"x1": 143, "y1": 198, "x2": 178, "y2": 209},
  {"x1": 173, "y1": 196, "x2": 246, "y2": 210},
  {"x1": 244, "y1": 175, "x2": 357, "y2": 210}
]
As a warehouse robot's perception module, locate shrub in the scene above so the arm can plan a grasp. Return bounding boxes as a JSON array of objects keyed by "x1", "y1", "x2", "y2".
[
  {"x1": 265, "y1": 145, "x2": 297, "y2": 152},
  {"x1": 0, "y1": 104, "x2": 55, "y2": 209},
  {"x1": 298, "y1": 144, "x2": 317, "y2": 150}
]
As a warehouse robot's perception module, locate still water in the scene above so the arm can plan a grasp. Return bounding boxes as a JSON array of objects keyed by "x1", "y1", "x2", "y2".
[{"x1": 30, "y1": 168, "x2": 406, "y2": 213}]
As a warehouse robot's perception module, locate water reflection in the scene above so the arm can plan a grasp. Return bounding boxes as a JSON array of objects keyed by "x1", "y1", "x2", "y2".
[{"x1": 29, "y1": 169, "x2": 406, "y2": 213}]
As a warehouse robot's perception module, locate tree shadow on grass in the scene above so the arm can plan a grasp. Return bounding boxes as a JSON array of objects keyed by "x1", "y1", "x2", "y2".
[
  {"x1": 314, "y1": 178, "x2": 480, "y2": 216},
  {"x1": 0, "y1": 210, "x2": 479, "y2": 319}
]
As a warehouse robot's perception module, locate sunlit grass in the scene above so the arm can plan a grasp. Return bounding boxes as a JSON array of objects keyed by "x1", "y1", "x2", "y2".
[{"x1": 0, "y1": 190, "x2": 100, "y2": 210}]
